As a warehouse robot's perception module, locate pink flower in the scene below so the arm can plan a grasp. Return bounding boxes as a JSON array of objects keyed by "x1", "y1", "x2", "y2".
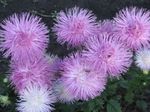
[
  {"x1": 44, "y1": 54, "x2": 61, "y2": 74},
  {"x1": 60, "y1": 53, "x2": 107, "y2": 101},
  {"x1": 53, "y1": 79, "x2": 75, "y2": 103},
  {"x1": 83, "y1": 34, "x2": 132, "y2": 77},
  {"x1": 96, "y1": 20, "x2": 115, "y2": 35},
  {"x1": 114, "y1": 7, "x2": 150, "y2": 50},
  {"x1": 0, "y1": 13, "x2": 49, "y2": 63},
  {"x1": 10, "y1": 57, "x2": 54, "y2": 92},
  {"x1": 53, "y1": 7, "x2": 97, "y2": 47}
]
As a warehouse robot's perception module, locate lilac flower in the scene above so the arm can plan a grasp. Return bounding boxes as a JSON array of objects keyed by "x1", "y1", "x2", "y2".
[
  {"x1": 83, "y1": 34, "x2": 132, "y2": 77},
  {"x1": 0, "y1": 13, "x2": 49, "y2": 63},
  {"x1": 60, "y1": 53, "x2": 107, "y2": 101},
  {"x1": 53, "y1": 79, "x2": 75, "y2": 103},
  {"x1": 10, "y1": 57, "x2": 54, "y2": 92},
  {"x1": 53, "y1": 7, "x2": 97, "y2": 47},
  {"x1": 114, "y1": 7, "x2": 150, "y2": 50},
  {"x1": 44, "y1": 54, "x2": 61, "y2": 75}
]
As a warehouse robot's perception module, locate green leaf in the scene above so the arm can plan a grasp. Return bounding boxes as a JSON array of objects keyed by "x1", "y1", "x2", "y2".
[
  {"x1": 107, "y1": 99, "x2": 122, "y2": 112},
  {"x1": 125, "y1": 92, "x2": 134, "y2": 104},
  {"x1": 136, "y1": 100, "x2": 147, "y2": 111},
  {"x1": 118, "y1": 80, "x2": 129, "y2": 89}
]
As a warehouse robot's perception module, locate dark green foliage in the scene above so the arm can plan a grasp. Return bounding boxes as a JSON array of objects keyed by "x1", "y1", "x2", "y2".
[
  {"x1": 0, "y1": 0, "x2": 150, "y2": 112},
  {"x1": 107, "y1": 99, "x2": 121, "y2": 112}
]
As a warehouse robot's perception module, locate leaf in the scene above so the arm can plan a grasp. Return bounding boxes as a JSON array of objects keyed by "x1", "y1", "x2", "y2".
[
  {"x1": 107, "y1": 99, "x2": 122, "y2": 112},
  {"x1": 88, "y1": 101, "x2": 95, "y2": 112},
  {"x1": 106, "y1": 83, "x2": 118, "y2": 95},
  {"x1": 82, "y1": 101, "x2": 97, "y2": 112},
  {"x1": 136, "y1": 100, "x2": 147, "y2": 111},
  {"x1": 118, "y1": 80, "x2": 129, "y2": 89},
  {"x1": 125, "y1": 92, "x2": 134, "y2": 104}
]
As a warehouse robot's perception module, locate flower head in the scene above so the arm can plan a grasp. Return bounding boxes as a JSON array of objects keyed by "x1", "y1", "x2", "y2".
[
  {"x1": 114, "y1": 7, "x2": 150, "y2": 50},
  {"x1": 60, "y1": 53, "x2": 107, "y2": 101},
  {"x1": 17, "y1": 85, "x2": 56, "y2": 112},
  {"x1": 0, "y1": 13, "x2": 49, "y2": 63},
  {"x1": 135, "y1": 48, "x2": 150, "y2": 71},
  {"x1": 10, "y1": 57, "x2": 54, "y2": 92},
  {"x1": 53, "y1": 7, "x2": 97, "y2": 47},
  {"x1": 83, "y1": 34, "x2": 132, "y2": 77},
  {"x1": 44, "y1": 54, "x2": 61, "y2": 73},
  {"x1": 53, "y1": 79, "x2": 75, "y2": 103}
]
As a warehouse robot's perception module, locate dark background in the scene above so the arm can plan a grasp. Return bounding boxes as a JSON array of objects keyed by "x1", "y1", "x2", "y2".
[{"x1": 0, "y1": 0, "x2": 150, "y2": 112}]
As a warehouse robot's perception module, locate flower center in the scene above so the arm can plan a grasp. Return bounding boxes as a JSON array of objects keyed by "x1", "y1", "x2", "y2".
[
  {"x1": 15, "y1": 32, "x2": 33, "y2": 46},
  {"x1": 76, "y1": 68, "x2": 90, "y2": 83},
  {"x1": 71, "y1": 20, "x2": 84, "y2": 34},
  {"x1": 31, "y1": 95, "x2": 43, "y2": 107},
  {"x1": 98, "y1": 45, "x2": 115, "y2": 63},
  {"x1": 126, "y1": 21, "x2": 143, "y2": 38}
]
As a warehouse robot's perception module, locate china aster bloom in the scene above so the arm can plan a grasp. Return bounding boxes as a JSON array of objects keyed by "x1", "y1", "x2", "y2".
[
  {"x1": 114, "y1": 7, "x2": 150, "y2": 50},
  {"x1": 17, "y1": 85, "x2": 56, "y2": 112},
  {"x1": 60, "y1": 53, "x2": 107, "y2": 101},
  {"x1": 83, "y1": 34, "x2": 132, "y2": 77},
  {"x1": 53, "y1": 79, "x2": 75, "y2": 103},
  {"x1": 53, "y1": 7, "x2": 97, "y2": 47},
  {"x1": 0, "y1": 13, "x2": 49, "y2": 63},
  {"x1": 135, "y1": 48, "x2": 150, "y2": 71},
  {"x1": 96, "y1": 20, "x2": 115, "y2": 35},
  {"x1": 10, "y1": 57, "x2": 54, "y2": 92},
  {"x1": 44, "y1": 54, "x2": 61, "y2": 74}
]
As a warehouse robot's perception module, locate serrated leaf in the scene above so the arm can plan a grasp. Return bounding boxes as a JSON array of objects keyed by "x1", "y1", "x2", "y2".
[{"x1": 107, "y1": 99, "x2": 122, "y2": 112}]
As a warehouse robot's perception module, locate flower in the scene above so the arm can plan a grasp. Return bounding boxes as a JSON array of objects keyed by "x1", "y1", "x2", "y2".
[
  {"x1": 53, "y1": 79, "x2": 75, "y2": 103},
  {"x1": 10, "y1": 57, "x2": 54, "y2": 92},
  {"x1": 60, "y1": 53, "x2": 107, "y2": 101},
  {"x1": 17, "y1": 85, "x2": 56, "y2": 112},
  {"x1": 114, "y1": 7, "x2": 150, "y2": 50},
  {"x1": 53, "y1": 7, "x2": 97, "y2": 47},
  {"x1": 135, "y1": 48, "x2": 150, "y2": 71},
  {"x1": 96, "y1": 20, "x2": 115, "y2": 35},
  {"x1": 83, "y1": 34, "x2": 132, "y2": 77},
  {"x1": 0, "y1": 13, "x2": 49, "y2": 63},
  {"x1": 44, "y1": 54, "x2": 61, "y2": 74},
  {"x1": 44, "y1": 54, "x2": 62, "y2": 79}
]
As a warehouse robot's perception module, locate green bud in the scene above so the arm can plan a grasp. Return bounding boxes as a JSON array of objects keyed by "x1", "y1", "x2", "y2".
[
  {"x1": 3, "y1": 78, "x2": 8, "y2": 83},
  {"x1": 143, "y1": 82, "x2": 147, "y2": 86},
  {"x1": 0, "y1": 95, "x2": 11, "y2": 105},
  {"x1": 143, "y1": 70, "x2": 149, "y2": 75}
]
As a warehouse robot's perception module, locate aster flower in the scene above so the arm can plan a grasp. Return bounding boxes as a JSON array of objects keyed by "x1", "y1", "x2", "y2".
[
  {"x1": 96, "y1": 20, "x2": 115, "y2": 35},
  {"x1": 53, "y1": 7, "x2": 97, "y2": 47},
  {"x1": 135, "y1": 48, "x2": 150, "y2": 71},
  {"x1": 83, "y1": 34, "x2": 132, "y2": 77},
  {"x1": 53, "y1": 79, "x2": 75, "y2": 103},
  {"x1": 44, "y1": 54, "x2": 62, "y2": 80},
  {"x1": 114, "y1": 7, "x2": 150, "y2": 50},
  {"x1": 0, "y1": 13, "x2": 49, "y2": 63},
  {"x1": 44, "y1": 54, "x2": 61, "y2": 73},
  {"x1": 60, "y1": 53, "x2": 107, "y2": 101},
  {"x1": 10, "y1": 57, "x2": 54, "y2": 92},
  {"x1": 17, "y1": 85, "x2": 56, "y2": 112}
]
